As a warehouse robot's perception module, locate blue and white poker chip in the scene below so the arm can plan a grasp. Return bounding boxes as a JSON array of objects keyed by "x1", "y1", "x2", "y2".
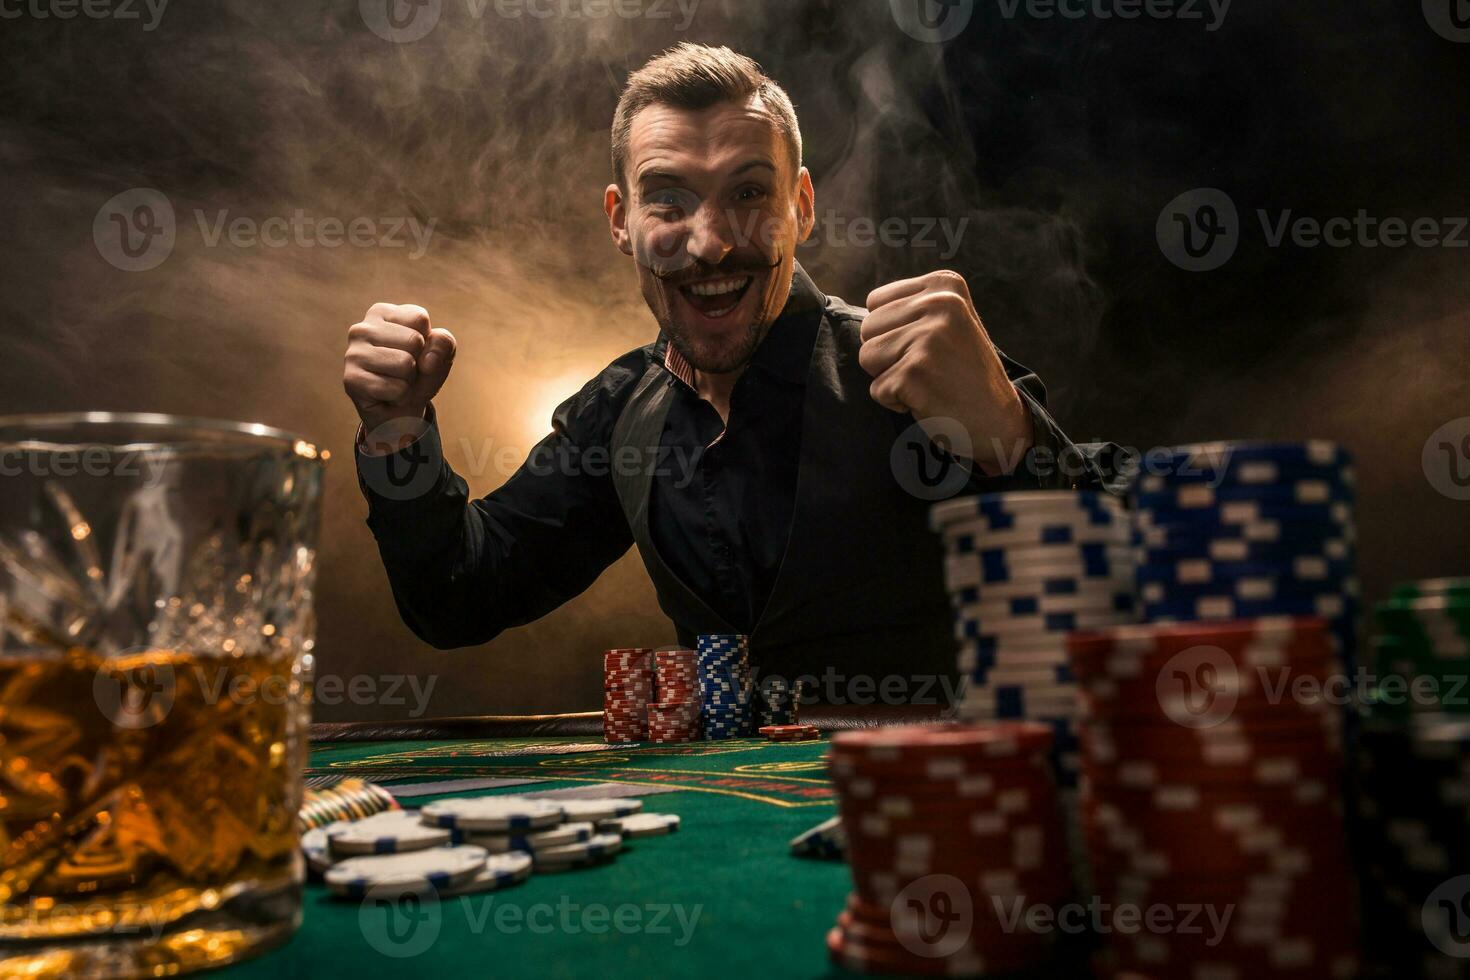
[
  {"x1": 438, "y1": 852, "x2": 533, "y2": 896},
  {"x1": 598, "y1": 812, "x2": 681, "y2": 837},
  {"x1": 551, "y1": 798, "x2": 643, "y2": 822},
  {"x1": 466, "y1": 821, "x2": 595, "y2": 853},
  {"x1": 789, "y1": 815, "x2": 846, "y2": 860},
  {"x1": 532, "y1": 832, "x2": 624, "y2": 870},
  {"x1": 325, "y1": 845, "x2": 488, "y2": 897},
  {"x1": 325, "y1": 808, "x2": 450, "y2": 855},
  {"x1": 420, "y1": 796, "x2": 565, "y2": 832}
]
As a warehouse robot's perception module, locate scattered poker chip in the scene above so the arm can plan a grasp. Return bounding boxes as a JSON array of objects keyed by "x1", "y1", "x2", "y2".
[
  {"x1": 551, "y1": 798, "x2": 643, "y2": 822},
  {"x1": 438, "y1": 852, "x2": 533, "y2": 896},
  {"x1": 324, "y1": 808, "x2": 451, "y2": 855},
  {"x1": 532, "y1": 832, "x2": 624, "y2": 869},
  {"x1": 464, "y1": 821, "x2": 595, "y2": 853},
  {"x1": 760, "y1": 724, "x2": 819, "y2": 741},
  {"x1": 324, "y1": 845, "x2": 489, "y2": 898},
  {"x1": 598, "y1": 812, "x2": 681, "y2": 837},
  {"x1": 420, "y1": 796, "x2": 565, "y2": 832},
  {"x1": 789, "y1": 815, "x2": 845, "y2": 860},
  {"x1": 302, "y1": 825, "x2": 338, "y2": 875}
]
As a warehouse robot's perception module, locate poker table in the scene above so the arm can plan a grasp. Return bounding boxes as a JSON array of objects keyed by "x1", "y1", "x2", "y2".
[{"x1": 224, "y1": 708, "x2": 936, "y2": 980}]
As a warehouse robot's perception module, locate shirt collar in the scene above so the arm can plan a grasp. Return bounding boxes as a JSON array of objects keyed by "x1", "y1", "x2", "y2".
[{"x1": 661, "y1": 263, "x2": 825, "y2": 389}]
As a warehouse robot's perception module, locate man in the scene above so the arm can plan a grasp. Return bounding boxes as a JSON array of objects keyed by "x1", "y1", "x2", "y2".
[{"x1": 343, "y1": 44, "x2": 1102, "y2": 692}]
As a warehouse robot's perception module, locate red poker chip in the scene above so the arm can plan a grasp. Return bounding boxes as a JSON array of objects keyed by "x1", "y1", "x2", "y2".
[{"x1": 831, "y1": 721, "x2": 1054, "y2": 759}]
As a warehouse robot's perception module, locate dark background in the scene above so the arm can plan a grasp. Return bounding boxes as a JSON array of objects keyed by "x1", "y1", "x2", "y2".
[{"x1": 3, "y1": 0, "x2": 1467, "y2": 720}]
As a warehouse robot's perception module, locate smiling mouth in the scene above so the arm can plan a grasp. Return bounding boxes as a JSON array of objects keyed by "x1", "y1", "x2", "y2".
[{"x1": 677, "y1": 275, "x2": 755, "y2": 319}]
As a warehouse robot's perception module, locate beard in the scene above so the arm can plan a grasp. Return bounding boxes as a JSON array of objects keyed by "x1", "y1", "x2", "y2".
[{"x1": 640, "y1": 253, "x2": 791, "y2": 376}]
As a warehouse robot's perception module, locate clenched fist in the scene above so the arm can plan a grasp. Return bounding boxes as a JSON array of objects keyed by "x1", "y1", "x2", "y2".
[
  {"x1": 343, "y1": 303, "x2": 457, "y2": 455},
  {"x1": 858, "y1": 270, "x2": 1034, "y2": 476}
]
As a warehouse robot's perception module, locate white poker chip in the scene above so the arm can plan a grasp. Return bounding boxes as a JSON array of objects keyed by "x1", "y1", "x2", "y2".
[
  {"x1": 302, "y1": 825, "x2": 338, "y2": 875},
  {"x1": 598, "y1": 812, "x2": 680, "y2": 838},
  {"x1": 325, "y1": 845, "x2": 488, "y2": 897},
  {"x1": 532, "y1": 832, "x2": 623, "y2": 868},
  {"x1": 439, "y1": 852, "x2": 533, "y2": 896},
  {"x1": 325, "y1": 809, "x2": 451, "y2": 855},
  {"x1": 551, "y1": 798, "x2": 643, "y2": 822},
  {"x1": 420, "y1": 796, "x2": 565, "y2": 832},
  {"x1": 466, "y1": 821, "x2": 595, "y2": 853}
]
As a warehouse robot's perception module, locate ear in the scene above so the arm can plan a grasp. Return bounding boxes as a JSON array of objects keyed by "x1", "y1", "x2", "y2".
[
  {"x1": 605, "y1": 183, "x2": 633, "y2": 255},
  {"x1": 795, "y1": 167, "x2": 816, "y2": 245}
]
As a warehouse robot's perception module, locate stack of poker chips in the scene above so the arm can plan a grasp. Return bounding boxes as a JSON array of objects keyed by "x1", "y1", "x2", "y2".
[
  {"x1": 1367, "y1": 578, "x2": 1470, "y2": 719},
  {"x1": 1131, "y1": 441, "x2": 1360, "y2": 669},
  {"x1": 1355, "y1": 715, "x2": 1470, "y2": 977},
  {"x1": 1355, "y1": 578, "x2": 1470, "y2": 977},
  {"x1": 825, "y1": 723, "x2": 1072, "y2": 976},
  {"x1": 756, "y1": 675, "x2": 799, "y2": 727},
  {"x1": 303, "y1": 795, "x2": 676, "y2": 893},
  {"x1": 929, "y1": 491, "x2": 1139, "y2": 789},
  {"x1": 1069, "y1": 619, "x2": 1362, "y2": 979},
  {"x1": 649, "y1": 648, "x2": 701, "y2": 743},
  {"x1": 697, "y1": 633, "x2": 753, "y2": 739},
  {"x1": 298, "y1": 778, "x2": 398, "y2": 832},
  {"x1": 602, "y1": 648, "x2": 653, "y2": 743}
]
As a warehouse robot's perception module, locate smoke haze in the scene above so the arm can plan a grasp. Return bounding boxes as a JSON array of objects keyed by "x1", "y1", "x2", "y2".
[{"x1": 2, "y1": 0, "x2": 1467, "y2": 718}]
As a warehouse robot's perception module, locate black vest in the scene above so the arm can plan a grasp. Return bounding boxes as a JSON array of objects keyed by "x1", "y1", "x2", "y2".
[{"x1": 608, "y1": 271, "x2": 958, "y2": 697}]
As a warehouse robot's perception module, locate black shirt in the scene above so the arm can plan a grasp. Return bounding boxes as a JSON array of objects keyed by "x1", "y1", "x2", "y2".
[{"x1": 355, "y1": 268, "x2": 1103, "y2": 649}]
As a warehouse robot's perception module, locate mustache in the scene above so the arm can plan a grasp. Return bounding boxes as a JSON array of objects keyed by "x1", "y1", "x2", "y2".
[{"x1": 651, "y1": 254, "x2": 783, "y2": 286}]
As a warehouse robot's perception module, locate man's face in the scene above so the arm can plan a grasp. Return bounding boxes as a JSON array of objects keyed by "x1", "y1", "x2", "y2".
[{"x1": 606, "y1": 96, "x2": 815, "y2": 375}]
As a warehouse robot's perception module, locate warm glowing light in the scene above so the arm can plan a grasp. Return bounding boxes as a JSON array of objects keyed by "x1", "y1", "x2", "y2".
[{"x1": 524, "y1": 372, "x2": 594, "y2": 445}]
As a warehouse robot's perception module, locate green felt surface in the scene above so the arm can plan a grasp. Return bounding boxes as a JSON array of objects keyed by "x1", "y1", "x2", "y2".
[{"x1": 223, "y1": 737, "x2": 854, "y2": 980}]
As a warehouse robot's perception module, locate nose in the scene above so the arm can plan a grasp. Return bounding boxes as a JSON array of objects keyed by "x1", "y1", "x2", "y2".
[{"x1": 685, "y1": 200, "x2": 737, "y2": 268}]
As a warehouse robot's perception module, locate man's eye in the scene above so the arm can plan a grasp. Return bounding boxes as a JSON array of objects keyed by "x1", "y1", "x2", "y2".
[
  {"x1": 648, "y1": 192, "x2": 687, "y2": 213},
  {"x1": 735, "y1": 186, "x2": 766, "y2": 203}
]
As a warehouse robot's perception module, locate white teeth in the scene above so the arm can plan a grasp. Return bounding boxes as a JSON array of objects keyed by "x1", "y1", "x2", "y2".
[{"x1": 686, "y1": 276, "x2": 751, "y2": 297}]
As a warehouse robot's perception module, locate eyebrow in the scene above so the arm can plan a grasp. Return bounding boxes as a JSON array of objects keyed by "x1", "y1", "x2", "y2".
[{"x1": 636, "y1": 158, "x2": 779, "y2": 189}]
